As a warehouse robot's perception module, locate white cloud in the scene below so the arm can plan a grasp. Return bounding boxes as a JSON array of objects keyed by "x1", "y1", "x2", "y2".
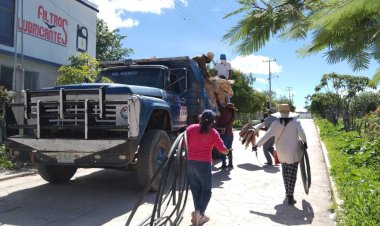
[
  {"x1": 89, "y1": 0, "x2": 188, "y2": 30},
  {"x1": 230, "y1": 55, "x2": 282, "y2": 75},
  {"x1": 255, "y1": 77, "x2": 268, "y2": 85}
]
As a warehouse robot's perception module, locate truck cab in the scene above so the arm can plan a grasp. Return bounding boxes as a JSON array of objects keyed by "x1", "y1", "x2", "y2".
[{"x1": 5, "y1": 56, "x2": 210, "y2": 190}]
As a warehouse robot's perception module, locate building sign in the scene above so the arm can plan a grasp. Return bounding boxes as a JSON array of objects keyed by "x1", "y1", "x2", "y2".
[
  {"x1": 17, "y1": 5, "x2": 68, "y2": 46},
  {"x1": 76, "y1": 25, "x2": 88, "y2": 52}
]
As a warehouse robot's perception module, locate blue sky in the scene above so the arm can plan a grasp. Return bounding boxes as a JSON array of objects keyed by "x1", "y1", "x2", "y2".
[{"x1": 89, "y1": 0, "x2": 378, "y2": 111}]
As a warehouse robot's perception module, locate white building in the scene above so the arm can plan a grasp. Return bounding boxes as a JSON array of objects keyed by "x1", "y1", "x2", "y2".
[{"x1": 0, "y1": 0, "x2": 98, "y2": 92}]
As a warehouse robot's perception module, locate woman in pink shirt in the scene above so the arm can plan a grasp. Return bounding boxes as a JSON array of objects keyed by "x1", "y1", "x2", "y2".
[{"x1": 186, "y1": 109, "x2": 229, "y2": 225}]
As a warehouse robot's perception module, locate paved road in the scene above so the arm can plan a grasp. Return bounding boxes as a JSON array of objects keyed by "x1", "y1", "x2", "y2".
[
  {"x1": 180, "y1": 119, "x2": 335, "y2": 226},
  {"x1": 0, "y1": 119, "x2": 335, "y2": 225}
]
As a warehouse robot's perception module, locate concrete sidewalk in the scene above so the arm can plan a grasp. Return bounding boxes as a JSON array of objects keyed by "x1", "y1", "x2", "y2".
[{"x1": 180, "y1": 119, "x2": 336, "y2": 225}]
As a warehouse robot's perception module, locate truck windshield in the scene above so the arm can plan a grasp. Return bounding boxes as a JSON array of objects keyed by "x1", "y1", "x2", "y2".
[{"x1": 99, "y1": 67, "x2": 165, "y2": 89}]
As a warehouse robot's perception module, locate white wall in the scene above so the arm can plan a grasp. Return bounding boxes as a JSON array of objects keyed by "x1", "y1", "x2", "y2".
[
  {"x1": 0, "y1": 0, "x2": 97, "y2": 91},
  {"x1": 0, "y1": 54, "x2": 59, "y2": 88},
  {"x1": 12, "y1": 0, "x2": 97, "y2": 65}
]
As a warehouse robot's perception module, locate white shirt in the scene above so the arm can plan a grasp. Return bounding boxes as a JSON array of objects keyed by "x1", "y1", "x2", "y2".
[
  {"x1": 256, "y1": 117, "x2": 307, "y2": 164},
  {"x1": 215, "y1": 61, "x2": 232, "y2": 79}
]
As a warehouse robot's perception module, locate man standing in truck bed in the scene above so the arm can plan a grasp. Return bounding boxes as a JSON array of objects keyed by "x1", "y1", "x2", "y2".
[
  {"x1": 192, "y1": 52, "x2": 214, "y2": 80},
  {"x1": 215, "y1": 54, "x2": 232, "y2": 80}
]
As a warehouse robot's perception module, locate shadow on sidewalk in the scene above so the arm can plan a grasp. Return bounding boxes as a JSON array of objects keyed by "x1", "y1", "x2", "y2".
[
  {"x1": 262, "y1": 165, "x2": 281, "y2": 174},
  {"x1": 249, "y1": 200, "x2": 314, "y2": 225},
  {"x1": 237, "y1": 163, "x2": 262, "y2": 171},
  {"x1": 212, "y1": 168, "x2": 231, "y2": 188}
]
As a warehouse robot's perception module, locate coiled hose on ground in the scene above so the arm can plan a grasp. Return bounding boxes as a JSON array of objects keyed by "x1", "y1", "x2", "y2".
[{"x1": 126, "y1": 132, "x2": 189, "y2": 226}]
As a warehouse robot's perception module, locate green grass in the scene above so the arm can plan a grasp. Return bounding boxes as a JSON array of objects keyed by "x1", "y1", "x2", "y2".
[{"x1": 316, "y1": 119, "x2": 380, "y2": 225}]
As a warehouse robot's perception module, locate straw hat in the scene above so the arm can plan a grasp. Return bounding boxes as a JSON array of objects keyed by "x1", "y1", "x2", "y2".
[
  {"x1": 206, "y1": 52, "x2": 214, "y2": 60},
  {"x1": 271, "y1": 104, "x2": 298, "y2": 118},
  {"x1": 226, "y1": 103, "x2": 237, "y2": 111}
]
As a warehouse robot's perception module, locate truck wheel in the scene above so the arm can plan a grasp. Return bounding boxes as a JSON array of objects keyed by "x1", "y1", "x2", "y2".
[
  {"x1": 137, "y1": 130, "x2": 170, "y2": 191},
  {"x1": 36, "y1": 164, "x2": 77, "y2": 183}
]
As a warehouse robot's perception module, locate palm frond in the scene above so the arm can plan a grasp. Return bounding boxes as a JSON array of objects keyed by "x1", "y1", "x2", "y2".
[
  {"x1": 346, "y1": 51, "x2": 371, "y2": 72},
  {"x1": 368, "y1": 67, "x2": 380, "y2": 87}
]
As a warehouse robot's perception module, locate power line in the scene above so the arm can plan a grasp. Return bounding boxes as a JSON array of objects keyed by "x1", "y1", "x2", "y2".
[
  {"x1": 193, "y1": 0, "x2": 229, "y2": 31},
  {"x1": 263, "y1": 59, "x2": 276, "y2": 108},
  {"x1": 159, "y1": 0, "x2": 228, "y2": 51}
]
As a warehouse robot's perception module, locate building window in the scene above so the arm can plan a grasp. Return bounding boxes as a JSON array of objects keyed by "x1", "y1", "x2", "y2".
[
  {"x1": 0, "y1": 0, "x2": 15, "y2": 47},
  {"x1": 0, "y1": 66, "x2": 40, "y2": 91},
  {"x1": 0, "y1": 65, "x2": 13, "y2": 91},
  {"x1": 24, "y1": 70, "x2": 39, "y2": 90}
]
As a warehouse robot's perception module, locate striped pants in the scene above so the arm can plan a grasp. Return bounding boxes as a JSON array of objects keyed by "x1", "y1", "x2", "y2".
[{"x1": 281, "y1": 162, "x2": 299, "y2": 196}]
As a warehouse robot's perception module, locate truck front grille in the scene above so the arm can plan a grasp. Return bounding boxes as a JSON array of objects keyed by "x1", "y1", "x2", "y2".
[
  {"x1": 6, "y1": 88, "x2": 130, "y2": 139},
  {"x1": 40, "y1": 104, "x2": 117, "y2": 126}
]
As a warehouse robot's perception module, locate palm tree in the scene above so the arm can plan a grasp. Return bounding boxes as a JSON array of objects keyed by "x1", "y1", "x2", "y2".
[{"x1": 223, "y1": 0, "x2": 380, "y2": 86}]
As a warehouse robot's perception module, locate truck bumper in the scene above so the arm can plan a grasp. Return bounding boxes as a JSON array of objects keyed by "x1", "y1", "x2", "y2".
[{"x1": 6, "y1": 136, "x2": 139, "y2": 168}]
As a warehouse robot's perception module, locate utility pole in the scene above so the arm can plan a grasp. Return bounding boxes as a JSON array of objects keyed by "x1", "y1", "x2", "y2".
[
  {"x1": 285, "y1": 87, "x2": 293, "y2": 103},
  {"x1": 263, "y1": 59, "x2": 276, "y2": 108}
]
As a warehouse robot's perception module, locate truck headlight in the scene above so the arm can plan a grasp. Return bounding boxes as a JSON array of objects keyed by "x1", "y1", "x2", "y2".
[{"x1": 120, "y1": 107, "x2": 129, "y2": 119}]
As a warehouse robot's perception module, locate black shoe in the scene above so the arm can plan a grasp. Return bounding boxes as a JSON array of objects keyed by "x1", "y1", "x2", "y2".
[
  {"x1": 287, "y1": 195, "x2": 296, "y2": 205},
  {"x1": 227, "y1": 163, "x2": 233, "y2": 168},
  {"x1": 221, "y1": 163, "x2": 227, "y2": 169},
  {"x1": 264, "y1": 162, "x2": 273, "y2": 165}
]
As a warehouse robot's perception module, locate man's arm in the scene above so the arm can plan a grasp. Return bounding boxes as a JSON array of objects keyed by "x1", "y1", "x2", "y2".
[
  {"x1": 193, "y1": 56, "x2": 209, "y2": 78},
  {"x1": 214, "y1": 92, "x2": 222, "y2": 109}
]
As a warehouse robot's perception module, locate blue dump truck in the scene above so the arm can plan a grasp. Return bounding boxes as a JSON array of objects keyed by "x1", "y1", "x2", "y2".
[{"x1": 5, "y1": 56, "x2": 210, "y2": 190}]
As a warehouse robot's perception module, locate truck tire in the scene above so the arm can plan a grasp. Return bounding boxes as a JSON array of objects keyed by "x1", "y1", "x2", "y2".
[
  {"x1": 36, "y1": 164, "x2": 77, "y2": 183},
  {"x1": 137, "y1": 130, "x2": 171, "y2": 191}
]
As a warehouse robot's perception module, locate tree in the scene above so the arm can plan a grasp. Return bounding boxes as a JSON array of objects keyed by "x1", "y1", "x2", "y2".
[
  {"x1": 351, "y1": 91, "x2": 380, "y2": 117},
  {"x1": 223, "y1": 0, "x2": 380, "y2": 86},
  {"x1": 96, "y1": 18, "x2": 133, "y2": 61},
  {"x1": 56, "y1": 53, "x2": 100, "y2": 85},
  {"x1": 312, "y1": 73, "x2": 372, "y2": 130},
  {"x1": 307, "y1": 92, "x2": 341, "y2": 125},
  {"x1": 276, "y1": 95, "x2": 292, "y2": 106},
  {"x1": 230, "y1": 69, "x2": 267, "y2": 114}
]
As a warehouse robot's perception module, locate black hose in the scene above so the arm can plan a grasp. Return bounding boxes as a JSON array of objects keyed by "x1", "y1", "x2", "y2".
[{"x1": 126, "y1": 132, "x2": 189, "y2": 226}]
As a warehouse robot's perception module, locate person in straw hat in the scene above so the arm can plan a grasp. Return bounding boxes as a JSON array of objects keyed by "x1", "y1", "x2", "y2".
[
  {"x1": 253, "y1": 104, "x2": 307, "y2": 205},
  {"x1": 192, "y1": 52, "x2": 215, "y2": 80}
]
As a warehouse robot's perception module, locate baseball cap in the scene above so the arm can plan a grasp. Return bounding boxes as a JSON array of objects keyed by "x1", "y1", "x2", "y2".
[{"x1": 200, "y1": 109, "x2": 215, "y2": 123}]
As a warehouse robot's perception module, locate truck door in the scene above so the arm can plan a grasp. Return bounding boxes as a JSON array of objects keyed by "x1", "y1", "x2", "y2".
[{"x1": 165, "y1": 68, "x2": 187, "y2": 131}]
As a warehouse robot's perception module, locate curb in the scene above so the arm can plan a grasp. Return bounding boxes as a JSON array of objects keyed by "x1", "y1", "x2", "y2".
[
  {"x1": 0, "y1": 170, "x2": 37, "y2": 182},
  {"x1": 314, "y1": 122, "x2": 343, "y2": 223}
]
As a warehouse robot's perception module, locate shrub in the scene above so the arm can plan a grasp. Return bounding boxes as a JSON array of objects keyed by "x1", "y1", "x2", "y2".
[
  {"x1": 316, "y1": 118, "x2": 380, "y2": 225},
  {"x1": 233, "y1": 119, "x2": 244, "y2": 128},
  {"x1": 0, "y1": 145, "x2": 13, "y2": 170}
]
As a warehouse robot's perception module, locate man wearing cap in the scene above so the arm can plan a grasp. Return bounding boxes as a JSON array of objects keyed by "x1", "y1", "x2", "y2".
[
  {"x1": 192, "y1": 52, "x2": 215, "y2": 80},
  {"x1": 253, "y1": 104, "x2": 307, "y2": 205},
  {"x1": 253, "y1": 108, "x2": 277, "y2": 165},
  {"x1": 215, "y1": 54, "x2": 232, "y2": 80}
]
